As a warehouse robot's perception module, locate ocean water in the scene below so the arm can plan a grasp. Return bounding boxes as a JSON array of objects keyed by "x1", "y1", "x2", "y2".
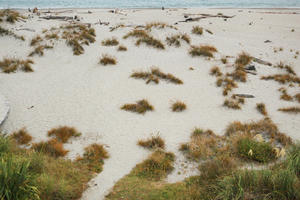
[{"x1": 1, "y1": 0, "x2": 300, "y2": 9}]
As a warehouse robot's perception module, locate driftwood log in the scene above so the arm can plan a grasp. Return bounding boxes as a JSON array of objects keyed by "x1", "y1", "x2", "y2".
[
  {"x1": 178, "y1": 13, "x2": 235, "y2": 23},
  {"x1": 233, "y1": 94, "x2": 255, "y2": 98},
  {"x1": 39, "y1": 15, "x2": 74, "y2": 20},
  {"x1": 252, "y1": 57, "x2": 272, "y2": 66}
]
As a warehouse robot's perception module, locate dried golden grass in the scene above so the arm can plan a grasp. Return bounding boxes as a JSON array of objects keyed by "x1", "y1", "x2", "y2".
[
  {"x1": 0, "y1": 26, "x2": 25, "y2": 40},
  {"x1": 11, "y1": 128, "x2": 33, "y2": 145},
  {"x1": 123, "y1": 29, "x2": 149, "y2": 39},
  {"x1": 99, "y1": 54, "x2": 117, "y2": 65},
  {"x1": 138, "y1": 135, "x2": 165, "y2": 150},
  {"x1": 275, "y1": 62, "x2": 296, "y2": 75},
  {"x1": 0, "y1": 58, "x2": 34, "y2": 73},
  {"x1": 210, "y1": 66, "x2": 223, "y2": 77},
  {"x1": 235, "y1": 52, "x2": 252, "y2": 67},
  {"x1": 189, "y1": 45, "x2": 217, "y2": 58},
  {"x1": 48, "y1": 126, "x2": 81, "y2": 143},
  {"x1": 0, "y1": 9, "x2": 26, "y2": 23},
  {"x1": 130, "y1": 67, "x2": 183, "y2": 85},
  {"x1": 278, "y1": 88, "x2": 293, "y2": 101},
  {"x1": 117, "y1": 45, "x2": 127, "y2": 51},
  {"x1": 31, "y1": 139, "x2": 69, "y2": 157},
  {"x1": 261, "y1": 74, "x2": 300, "y2": 85},
  {"x1": 294, "y1": 93, "x2": 300, "y2": 103},
  {"x1": 171, "y1": 101, "x2": 187, "y2": 112},
  {"x1": 192, "y1": 26, "x2": 203, "y2": 35},
  {"x1": 102, "y1": 37, "x2": 119, "y2": 46},
  {"x1": 166, "y1": 33, "x2": 190, "y2": 47},
  {"x1": 121, "y1": 99, "x2": 154, "y2": 114},
  {"x1": 256, "y1": 103, "x2": 268, "y2": 116},
  {"x1": 278, "y1": 107, "x2": 300, "y2": 114},
  {"x1": 28, "y1": 45, "x2": 53, "y2": 57},
  {"x1": 76, "y1": 143, "x2": 109, "y2": 173},
  {"x1": 135, "y1": 36, "x2": 165, "y2": 49},
  {"x1": 145, "y1": 22, "x2": 177, "y2": 31}
]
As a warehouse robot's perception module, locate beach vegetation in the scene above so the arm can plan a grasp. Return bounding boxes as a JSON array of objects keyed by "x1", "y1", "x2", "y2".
[
  {"x1": 11, "y1": 128, "x2": 33, "y2": 145},
  {"x1": 145, "y1": 22, "x2": 177, "y2": 31},
  {"x1": 102, "y1": 37, "x2": 119, "y2": 46},
  {"x1": 117, "y1": 45, "x2": 127, "y2": 51},
  {"x1": 171, "y1": 101, "x2": 187, "y2": 112},
  {"x1": 138, "y1": 135, "x2": 165, "y2": 150},
  {"x1": 47, "y1": 126, "x2": 81, "y2": 143},
  {"x1": 192, "y1": 26, "x2": 203, "y2": 35},
  {"x1": 0, "y1": 58, "x2": 34, "y2": 73},
  {"x1": 256, "y1": 103, "x2": 268, "y2": 116},
  {"x1": 278, "y1": 107, "x2": 300, "y2": 114},
  {"x1": 210, "y1": 66, "x2": 222, "y2": 76},
  {"x1": 99, "y1": 54, "x2": 117, "y2": 65},
  {"x1": 121, "y1": 99, "x2": 154, "y2": 114},
  {"x1": 189, "y1": 45, "x2": 217, "y2": 58},
  {"x1": 0, "y1": 9, "x2": 26, "y2": 23},
  {"x1": 166, "y1": 33, "x2": 190, "y2": 47}
]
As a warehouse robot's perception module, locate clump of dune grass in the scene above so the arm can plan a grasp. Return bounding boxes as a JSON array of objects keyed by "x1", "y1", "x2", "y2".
[
  {"x1": 31, "y1": 139, "x2": 69, "y2": 158},
  {"x1": 99, "y1": 54, "x2": 117, "y2": 65},
  {"x1": 136, "y1": 36, "x2": 165, "y2": 49},
  {"x1": 0, "y1": 134, "x2": 95, "y2": 200},
  {"x1": 11, "y1": 128, "x2": 32, "y2": 145},
  {"x1": 121, "y1": 99, "x2": 154, "y2": 114},
  {"x1": 0, "y1": 9, "x2": 26, "y2": 23},
  {"x1": 225, "y1": 118, "x2": 292, "y2": 146},
  {"x1": 102, "y1": 37, "x2": 119, "y2": 46},
  {"x1": 221, "y1": 57, "x2": 227, "y2": 64},
  {"x1": 47, "y1": 126, "x2": 81, "y2": 143},
  {"x1": 0, "y1": 26, "x2": 25, "y2": 40},
  {"x1": 76, "y1": 143, "x2": 109, "y2": 173},
  {"x1": 138, "y1": 135, "x2": 165, "y2": 150},
  {"x1": 132, "y1": 150, "x2": 175, "y2": 180},
  {"x1": 0, "y1": 58, "x2": 34, "y2": 73},
  {"x1": 145, "y1": 22, "x2": 177, "y2": 31},
  {"x1": 123, "y1": 29, "x2": 149, "y2": 39},
  {"x1": 117, "y1": 45, "x2": 127, "y2": 51},
  {"x1": 45, "y1": 32, "x2": 59, "y2": 40},
  {"x1": 210, "y1": 66, "x2": 222, "y2": 76},
  {"x1": 30, "y1": 35, "x2": 43, "y2": 46},
  {"x1": 223, "y1": 95, "x2": 245, "y2": 109},
  {"x1": 222, "y1": 78, "x2": 238, "y2": 96},
  {"x1": 171, "y1": 101, "x2": 187, "y2": 112},
  {"x1": 236, "y1": 137, "x2": 276, "y2": 162},
  {"x1": 166, "y1": 33, "x2": 190, "y2": 47},
  {"x1": 261, "y1": 74, "x2": 300, "y2": 85},
  {"x1": 278, "y1": 107, "x2": 300, "y2": 114},
  {"x1": 189, "y1": 45, "x2": 217, "y2": 58},
  {"x1": 235, "y1": 52, "x2": 252, "y2": 66},
  {"x1": 275, "y1": 62, "x2": 296, "y2": 75},
  {"x1": 28, "y1": 45, "x2": 53, "y2": 57},
  {"x1": 256, "y1": 103, "x2": 268, "y2": 116},
  {"x1": 130, "y1": 67, "x2": 183, "y2": 85},
  {"x1": 278, "y1": 87, "x2": 293, "y2": 101},
  {"x1": 180, "y1": 129, "x2": 219, "y2": 160},
  {"x1": 192, "y1": 26, "x2": 203, "y2": 35}
]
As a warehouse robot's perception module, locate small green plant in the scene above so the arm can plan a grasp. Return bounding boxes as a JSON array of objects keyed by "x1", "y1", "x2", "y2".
[
  {"x1": 138, "y1": 135, "x2": 165, "y2": 150},
  {"x1": 236, "y1": 137, "x2": 276, "y2": 162},
  {"x1": 121, "y1": 99, "x2": 154, "y2": 114}
]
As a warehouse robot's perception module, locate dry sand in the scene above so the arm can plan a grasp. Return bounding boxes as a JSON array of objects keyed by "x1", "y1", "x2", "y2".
[{"x1": 0, "y1": 7, "x2": 300, "y2": 200}]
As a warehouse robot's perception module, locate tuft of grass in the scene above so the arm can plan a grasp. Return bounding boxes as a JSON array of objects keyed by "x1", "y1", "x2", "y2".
[
  {"x1": 256, "y1": 103, "x2": 268, "y2": 116},
  {"x1": 221, "y1": 57, "x2": 227, "y2": 64},
  {"x1": 0, "y1": 26, "x2": 25, "y2": 40},
  {"x1": 145, "y1": 22, "x2": 177, "y2": 31},
  {"x1": 138, "y1": 135, "x2": 165, "y2": 150},
  {"x1": 189, "y1": 45, "x2": 217, "y2": 58},
  {"x1": 76, "y1": 143, "x2": 109, "y2": 173},
  {"x1": 131, "y1": 67, "x2": 183, "y2": 85},
  {"x1": 0, "y1": 58, "x2": 34, "y2": 73},
  {"x1": 102, "y1": 37, "x2": 119, "y2": 46},
  {"x1": 171, "y1": 101, "x2": 187, "y2": 112},
  {"x1": 30, "y1": 35, "x2": 43, "y2": 46},
  {"x1": 29, "y1": 45, "x2": 53, "y2": 57},
  {"x1": 235, "y1": 52, "x2": 252, "y2": 66},
  {"x1": 278, "y1": 87, "x2": 293, "y2": 101},
  {"x1": 236, "y1": 137, "x2": 276, "y2": 162},
  {"x1": 223, "y1": 98, "x2": 242, "y2": 110},
  {"x1": 47, "y1": 126, "x2": 81, "y2": 143},
  {"x1": 45, "y1": 33, "x2": 59, "y2": 40},
  {"x1": 192, "y1": 26, "x2": 203, "y2": 35},
  {"x1": 179, "y1": 129, "x2": 218, "y2": 160},
  {"x1": 166, "y1": 33, "x2": 190, "y2": 47},
  {"x1": 294, "y1": 93, "x2": 300, "y2": 103},
  {"x1": 0, "y1": 9, "x2": 26, "y2": 23},
  {"x1": 261, "y1": 74, "x2": 300, "y2": 85},
  {"x1": 11, "y1": 128, "x2": 33, "y2": 145},
  {"x1": 121, "y1": 99, "x2": 154, "y2": 114},
  {"x1": 132, "y1": 150, "x2": 175, "y2": 180},
  {"x1": 123, "y1": 29, "x2": 149, "y2": 39},
  {"x1": 210, "y1": 66, "x2": 222, "y2": 76},
  {"x1": 31, "y1": 139, "x2": 69, "y2": 158},
  {"x1": 99, "y1": 54, "x2": 117, "y2": 65},
  {"x1": 136, "y1": 36, "x2": 165, "y2": 49},
  {"x1": 275, "y1": 62, "x2": 296, "y2": 75},
  {"x1": 278, "y1": 107, "x2": 300, "y2": 114},
  {"x1": 117, "y1": 45, "x2": 127, "y2": 51}
]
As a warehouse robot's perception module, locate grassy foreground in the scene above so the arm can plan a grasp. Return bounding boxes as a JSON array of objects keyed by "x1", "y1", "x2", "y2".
[{"x1": 0, "y1": 133, "x2": 105, "y2": 200}]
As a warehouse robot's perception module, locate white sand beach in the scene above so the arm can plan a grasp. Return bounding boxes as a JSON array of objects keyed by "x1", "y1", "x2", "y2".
[{"x1": 0, "y1": 8, "x2": 300, "y2": 200}]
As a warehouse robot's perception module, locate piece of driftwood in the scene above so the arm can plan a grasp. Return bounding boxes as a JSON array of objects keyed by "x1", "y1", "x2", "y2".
[
  {"x1": 244, "y1": 70, "x2": 257, "y2": 75},
  {"x1": 252, "y1": 57, "x2": 272, "y2": 66},
  {"x1": 39, "y1": 15, "x2": 74, "y2": 20},
  {"x1": 178, "y1": 13, "x2": 235, "y2": 23},
  {"x1": 41, "y1": 10, "x2": 73, "y2": 14},
  {"x1": 16, "y1": 28, "x2": 35, "y2": 32},
  {"x1": 233, "y1": 94, "x2": 255, "y2": 98},
  {"x1": 94, "y1": 19, "x2": 109, "y2": 25}
]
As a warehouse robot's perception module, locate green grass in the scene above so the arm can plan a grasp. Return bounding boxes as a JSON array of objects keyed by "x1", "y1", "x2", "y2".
[
  {"x1": 0, "y1": 134, "x2": 95, "y2": 200},
  {"x1": 236, "y1": 137, "x2": 276, "y2": 163}
]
